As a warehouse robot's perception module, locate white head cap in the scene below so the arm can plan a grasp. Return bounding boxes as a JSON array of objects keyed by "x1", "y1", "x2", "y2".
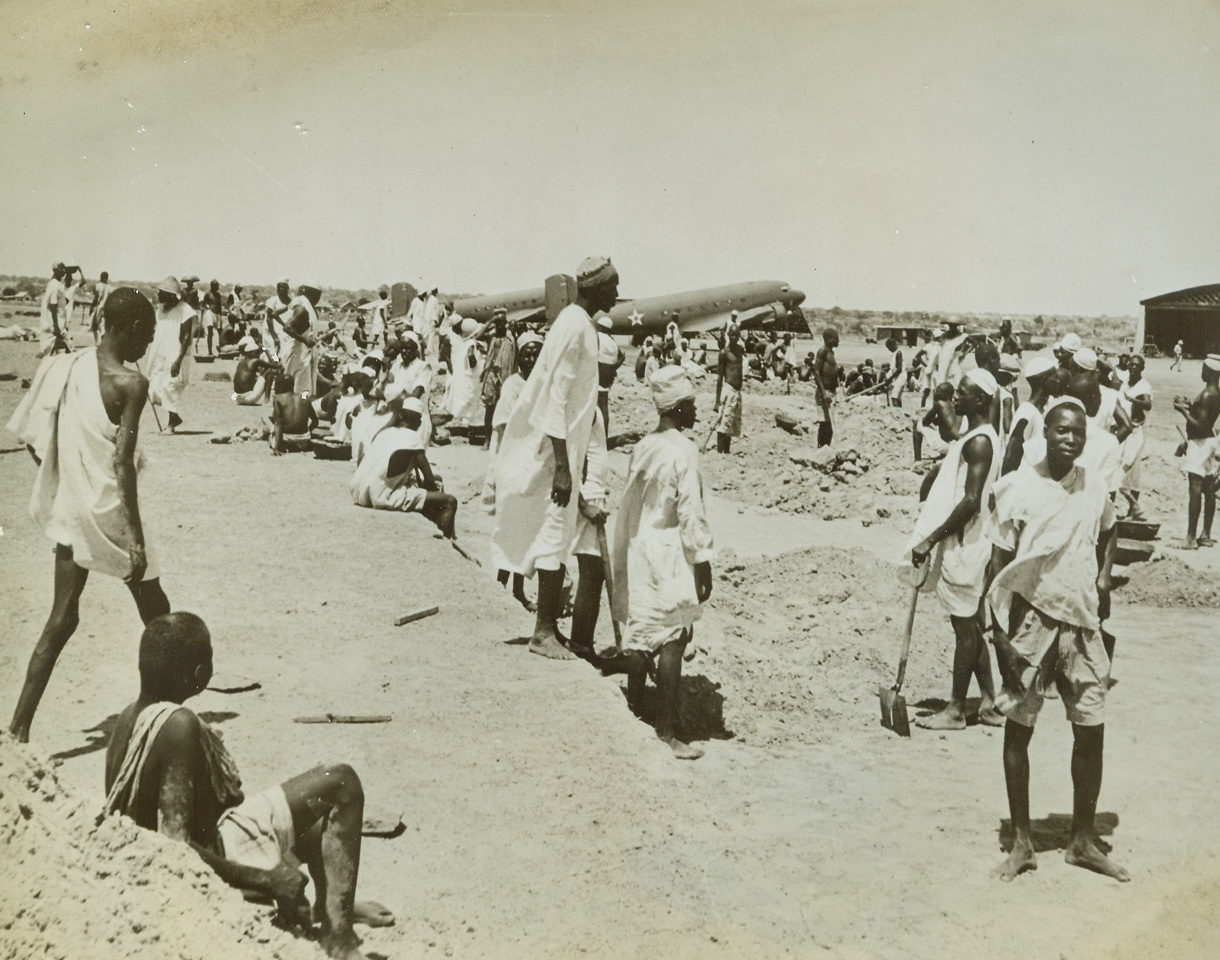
[
  {"x1": 961, "y1": 367, "x2": 998, "y2": 396},
  {"x1": 1072, "y1": 347, "x2": 1098, "y2": 372},
  {"x1": 1023, "y1": 356, "x2": 1056, "y2": 380},
  {"x1": 1058, "y1": 332, "x2": 1083, "y2": 353},
  {"x1": 649, "y1": 364, "x2": 695, "y2": 412}
]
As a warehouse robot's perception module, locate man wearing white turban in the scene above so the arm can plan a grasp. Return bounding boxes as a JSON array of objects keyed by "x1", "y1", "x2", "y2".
[
  {"x1": 491, "y1": 257, "x2": 616, "y2": 659},
  {"x1": 611, "y1": 365, "x2": 715, "y2": 759},
  {"x1": 903, "y1": 367, "x2": 1003, "y2": 730},
  {"x1": 444, "y1": 317, "x2": 484, "y2": 428}
]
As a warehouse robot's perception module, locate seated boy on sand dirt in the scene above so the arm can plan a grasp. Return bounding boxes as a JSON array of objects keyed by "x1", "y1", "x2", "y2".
[
  {"x1": 264, "y1": 373, "x2": 318, "y2": 454},
  {"x1": 103, "y1": 612, "x2": 394, "y2": 960}
]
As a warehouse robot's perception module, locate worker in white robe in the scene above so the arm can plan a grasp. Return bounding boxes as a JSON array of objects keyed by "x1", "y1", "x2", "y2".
[
  {"x1": 902, "y1": 367, "x2": 1003, "y2": 730},
  {"x1": 5, "y1": 288, "x2": 171, "y2": 742},
  {"x1": 145, "y1": 276, "x2": 197, "y2": 431},
  {"x1": 1117, "y1": 356, "x2": 1152, "y2": 519},
  {"x1": 491, "y1": 256, "x2": 618, "y2": 659},
  {"x1": 1002, "y1": 355, "x2": 1056, "y2": 474},
  {"x1": 389, "y1": 334, "x2": 434, "y2": 446},
  {"x1": 445, "y1": 318, "x2": 484, "y2": 427},
  {"x1": 280, "y1": 284, "x2": 321, "y2": 396},
  {"x1": 262, "y1": 280, "x2": 293, "y2": 362},
  {"x1": 481, "y1": 333, "x2": 540, "y2": 513},
  {"x1": 610, "y1": 365, "x2": 714, "y2": 760}
]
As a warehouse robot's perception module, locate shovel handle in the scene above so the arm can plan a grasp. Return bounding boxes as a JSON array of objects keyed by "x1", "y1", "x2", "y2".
[
  {"x1": 597, "y1": 523, "x2": 624, "y2": 652},
  {"x1": 894, "y1": 565, "x2": 929, "y2": 693}
]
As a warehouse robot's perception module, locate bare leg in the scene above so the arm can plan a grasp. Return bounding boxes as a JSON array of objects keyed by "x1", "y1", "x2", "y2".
[
  {"x1": 511, "y1": 573, "x2": 535, "y2": 613},
  {"x1": 530, "y1": 567, "x2": 576, "y2": 660},
  {"x1": 283, "y1": 763, "x2": 391, "y2": 959},
  {"x1": 917, "y1": 614, "x2": 987, "y2": 730},
  {"x1": 1202, "y1": 476, "x2": 1217, "y2": 542},
  {"x1": 655, "y1": 632, "x2": 702, "y2": 759},
  {"x1": 420, "y1": 492, "x2": 457, "y2": 539},
  {"x1": 127, "y1": 577, "x2": 171, "y2": 624},
  {"x1": 1186, "y1": 475, "x2": 1202, "y2": 546},
  {"x1": 482, "y1": 404, "x2": 494, "y2": 450},
  {"x1": 1064, "y1": 725, "x2": 1129, "y2": 881},
  {"x1": 993, "y1": 720, "x2": 1037, "y2": 880},
  {"x1": 569, "y1": 555, "x2": 603, "y2": 656},
  {"x1": 10, "y1": 545, "x2": 89, "y2": 742},
  {"x1": 912, "y1": 418, "x2": 923, "y2": 461},
  {"x1": 972, "y1": 617, "x2": 1003, "y2": 725},
  {"x1": 716, "y1": 433, "x2": 731, "y2": 454}
]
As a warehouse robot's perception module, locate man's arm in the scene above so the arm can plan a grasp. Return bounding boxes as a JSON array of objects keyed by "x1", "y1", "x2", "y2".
[
  {"x1": 1111, "y1": 401, "x2": 1133, "y2": 444},
  {"x1": 1001, "y1": 418, "x2": 1028, "y2": 475},
  {"x1": 170, "y1": 315, "x2": 193, "y2": 377},
  {"x1": 114, "y1": 374, "x2": 150, "y2": 582},
  {"x1": 280, "y1": 306, "x2": 315, "y2": 347},
  {"x1": 715, "y1": 351, "x2": 726, "y2": 407},
  {"x1": 912, "y1": 434, "x2": 992, "y2": 564}
]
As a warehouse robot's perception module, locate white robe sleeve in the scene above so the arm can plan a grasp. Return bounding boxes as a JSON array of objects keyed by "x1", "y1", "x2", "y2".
[
  {"x1": 675, "y1": 443, "x2": 715, "y2": 565},
  {"x1": 538, "y1": 325, "x2": 578, "y2": 440}
]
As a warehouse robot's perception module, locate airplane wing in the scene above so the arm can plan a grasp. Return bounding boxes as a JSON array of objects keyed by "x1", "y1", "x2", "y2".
[
  {"x1": 672, "y1": 304, "x2": 781, "y2": 334},
  {"x1": 506, "y1": 306, "x2": 546, "y2": 324}
]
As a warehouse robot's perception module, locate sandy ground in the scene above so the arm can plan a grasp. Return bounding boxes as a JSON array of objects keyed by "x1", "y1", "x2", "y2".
[{"x1": 2, "y1": 336, "x2": 1219, "y2": 960}]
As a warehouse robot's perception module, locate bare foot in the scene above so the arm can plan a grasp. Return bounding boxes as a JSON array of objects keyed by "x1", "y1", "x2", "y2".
[
  {"x1": 992, "y1": 841, "x2": 1037, "y2": 881},
  {"x1": 977, "y1": 704, "x2": 1006, "y2": 727},
  {"x1": 915, "y1": 705, "x2": 967, "y2": 730},
  {"x1": 662, "y1": 735, "x2": 705, "y2": 760},
  {"x1": 1180, "y1": 537, "x2": 1199, "y2": 550},
  {"x1": 1200, "y1": 536, "x2": 1216, "y2": 548},
  {"x1": 1065, "y1": 837, "x2": 1130, "y2": 881},
  {"x1": 513, "y1": 590, "x2": 537, "y2": 613},
  {"x1": 353, "y1": 901, "x2": 395, "y2": 928},
  {"x1": 529, "y1": 631, "x2": 577, "y2": 660}
]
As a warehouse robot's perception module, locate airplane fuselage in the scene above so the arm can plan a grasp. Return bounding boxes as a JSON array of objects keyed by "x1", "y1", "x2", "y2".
[{"x1": 450, "y1": 279, "x2": 805, "y2": 336}]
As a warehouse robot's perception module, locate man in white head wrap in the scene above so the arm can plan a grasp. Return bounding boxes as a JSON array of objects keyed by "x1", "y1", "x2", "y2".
[
  {"x1": 902, "y1": 366, "x2": 1003, "y2": 730},
  {"x1": 491, "y1": 256, "x2": 617, "y2": 659},
  {"x1": 1002, "y1": 355, "x2": 1057, "y2": 474},
  {"x1": 1173, "y1": 354, "x2": 1220, "y2": 547},
  {"x1": 611, "y1": 365, "x2": 715, "y2": 759},
  {"x1": 444, "y1": 317, "x2": 484, "y2": 427},
  {"x1": 145, "y1": 276, "x2": 198, "y2": 431}
]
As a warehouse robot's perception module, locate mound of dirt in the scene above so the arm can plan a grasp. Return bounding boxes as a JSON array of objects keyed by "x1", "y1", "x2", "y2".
[
  {"x1": 1117, "y1": 555, "x2": 1220, "y2": 608},
  {"x1": 677, "y1": 545, "x2": 954, "y2": 749},
  {"x1": 0, "y1": 733, "x2": 319, "y2": 960},
  {"x1": 609, "y1": 380, "x2": 923, "y2": 523}
]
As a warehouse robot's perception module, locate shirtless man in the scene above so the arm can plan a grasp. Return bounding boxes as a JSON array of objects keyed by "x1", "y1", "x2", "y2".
[
  {"x1": 985, "y1": 400, "x2": 1127, "y2": 883},
  {"x1": 812, "y1": 327, "x2": 840, "y2": 447},
  {"x1": 232, "y1": 339, "x2": 276, "y2": 405},
  {"x1": 884, "y1": 337, "x2": 905, "y2": 407},
  {"x1": 202, "y1": 279, "x2": 224, "y2": 356},
  {"x1": 266, "y1": 372, "x2": 319, "y2": 454},
  {"x1": 713, "y1": 322, "x2": 745, "y2": 454},
  {"x1": 913, "y1": 381, "x2": 960, "y2": 465},
  {"x1": 104, "y1": 612, "x2": 393, "y2": 959},
  {"x1": 1174, "y1": 356, "x2": 1220, "y2": 548},
  {"x1": 89, "y1": 271, "x2": 113, "y2": 344},
  {"x1": 7, "y1": 288, "x2": 171, "y2": 742}
]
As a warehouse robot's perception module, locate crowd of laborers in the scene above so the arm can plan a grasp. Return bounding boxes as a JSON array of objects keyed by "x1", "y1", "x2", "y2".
[{"x1": 8, "y1": 255, "x2": 1220, "y2": 956}]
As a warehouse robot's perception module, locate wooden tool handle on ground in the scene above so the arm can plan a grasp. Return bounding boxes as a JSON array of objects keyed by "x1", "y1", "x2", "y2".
[
  {"x1": 395, "y1": 605, "x2": 438, "y2": 626},
  {"x1": 293, "y1": 714, "x2": 392, "y2": 724},
  {"x1": 893, "y1": 583, "x2": 920, "y2": 694}
]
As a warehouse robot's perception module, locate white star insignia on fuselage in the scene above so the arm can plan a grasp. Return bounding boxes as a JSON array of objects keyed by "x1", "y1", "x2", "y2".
[{"x1": 629, "y1": 308, "x2": 644, "y2": 325}]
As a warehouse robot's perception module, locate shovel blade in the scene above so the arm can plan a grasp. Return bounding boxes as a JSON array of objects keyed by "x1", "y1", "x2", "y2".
[{"x1": 879, "y1": 686, "x2": 911, "y2": 738}]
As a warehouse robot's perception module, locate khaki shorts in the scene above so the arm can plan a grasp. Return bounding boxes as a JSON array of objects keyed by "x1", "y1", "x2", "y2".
[
  {"x1": 994, "y1": 597, "x2": 1109, "y2": 728},
  {"x1": 217, "y1": 785, "x2": 295, "y2": 871}
]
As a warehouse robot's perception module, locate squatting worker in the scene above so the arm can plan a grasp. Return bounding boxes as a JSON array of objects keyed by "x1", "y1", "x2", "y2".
[
  {"x1": 6, "y1": 288, "x2": 171, "y2": 742},
  {"x1": 490, "y1": 256, "x2": 616, "y2": 660}
]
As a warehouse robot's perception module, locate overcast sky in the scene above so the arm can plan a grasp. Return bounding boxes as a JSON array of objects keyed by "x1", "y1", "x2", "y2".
[{"x1": 2, "y1": 0, "x2": 1217, "y2": 315}]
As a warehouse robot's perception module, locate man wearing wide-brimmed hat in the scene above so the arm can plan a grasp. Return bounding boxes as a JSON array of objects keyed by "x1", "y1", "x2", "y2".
[{"x1": 146, "y1": 276, "x2": 198, "y2": 432}]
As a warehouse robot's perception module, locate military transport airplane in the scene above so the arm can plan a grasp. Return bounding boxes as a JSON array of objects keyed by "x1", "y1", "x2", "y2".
[{"x1": 391, "y1": 279, "x2": 807, "y2": 337}]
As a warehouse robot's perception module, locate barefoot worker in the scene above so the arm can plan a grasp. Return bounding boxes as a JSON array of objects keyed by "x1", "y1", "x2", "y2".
[
  {"x1": 567, "y1": 406, "x2": 611, "y2": 659},
  {"x1": 984, "y1": 398, "x2": 1127, "y2": 883},
  {"x1": 103, "y1": 612, "x2": 394, "y2": 958},
  {"x1": 146, "y1": 276, "x2": 197, "y2": 433},
  {"x1": 904, "y1": 368, "x2": 1003, "y2": 730},
  {"x1": 1173, "y1": 355, "x2": 1220, "y2": 548},
  {"x1": 490, "y1": 256, "x2": 616, "y2": 660},
  {"x1": 6, "y1": 288, "x2": 171, "y2": 742},
  {"x1": 611, "y1": 365, "x2": 715, "y2": 760},
  {"x1": 482, "y1": 332, "x2": 544, "y2": 611},
  {"x1": 712, "y1": 321, "x2": 745, "y2": 454},
  {"x1": 265, "y1": 372, "x2": 319, "y2": 454},
  {"x1": 349, "y1": 391, "x2": 458, "y2": 537},
  {"x1": 1117, "y1": 354, "x2": 1153, "y2": 520},
  {"x1": 232, "y1": 337, "x2": 276, "y2": 405}
]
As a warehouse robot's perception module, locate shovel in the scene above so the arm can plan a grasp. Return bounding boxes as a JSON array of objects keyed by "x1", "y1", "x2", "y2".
[{"x1": 880, "y1": 566, "x2": 928, "y2": 737}]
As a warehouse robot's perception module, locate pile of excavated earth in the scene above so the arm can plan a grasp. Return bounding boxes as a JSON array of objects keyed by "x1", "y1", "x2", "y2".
[{"x1": 0, "y1": 734, "x2": 319, "y2": 960}]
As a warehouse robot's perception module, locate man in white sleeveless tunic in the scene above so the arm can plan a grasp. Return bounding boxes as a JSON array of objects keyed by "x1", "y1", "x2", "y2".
[
  {"x1": 6, "y1": 288, "x2": 171, "y2": 742},
  {"x1": 145, "y1": 276, "x2": 197, "y2": 432}
]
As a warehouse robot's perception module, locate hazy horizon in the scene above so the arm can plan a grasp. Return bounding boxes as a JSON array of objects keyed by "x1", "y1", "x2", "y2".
[{"x1": 2, "y1": 0, "x2": 1217, "y2": 317}]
